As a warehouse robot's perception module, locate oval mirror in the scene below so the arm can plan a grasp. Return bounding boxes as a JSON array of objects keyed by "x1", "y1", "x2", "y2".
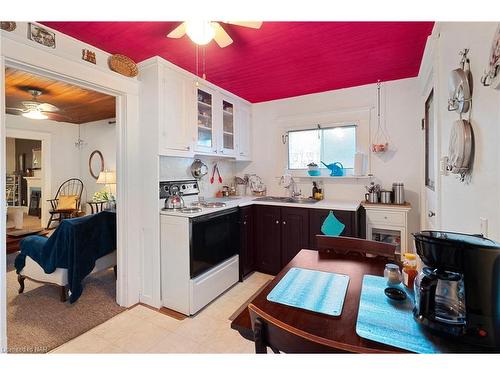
[{"x1": 89, "y1": 150, "x2": 104, "y2": 180}]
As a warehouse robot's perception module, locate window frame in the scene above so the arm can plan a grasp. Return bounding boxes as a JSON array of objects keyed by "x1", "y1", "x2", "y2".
[{"x1": 285, "y1": 125, "x2": 359, "y2": 176}]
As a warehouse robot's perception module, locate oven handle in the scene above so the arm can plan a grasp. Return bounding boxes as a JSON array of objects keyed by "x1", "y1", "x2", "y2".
[{"x1": 190, "y1": 207, "x2": 239, "y2": 223}]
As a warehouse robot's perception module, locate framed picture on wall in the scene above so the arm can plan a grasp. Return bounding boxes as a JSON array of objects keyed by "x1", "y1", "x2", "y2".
[{"x1": 27, "y1": 23, "x2": 56, "y2": 49}]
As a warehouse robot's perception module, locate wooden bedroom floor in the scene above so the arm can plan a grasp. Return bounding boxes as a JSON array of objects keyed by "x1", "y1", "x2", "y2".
[{"x1": 50, "y1": 272, "x2": 274, "y2": 353}]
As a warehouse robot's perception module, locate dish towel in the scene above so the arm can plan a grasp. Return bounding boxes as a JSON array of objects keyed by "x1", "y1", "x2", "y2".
[{"x1": 321, "y1": 211, "x2": 345, "y2": 236}]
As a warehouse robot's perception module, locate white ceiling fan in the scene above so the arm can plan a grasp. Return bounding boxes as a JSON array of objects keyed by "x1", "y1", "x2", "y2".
[
  {"x1": 7, "y1": 89, "x2": 59, "y2": 120},
  {"x1": 167, "y1": 21, "x2": 262, "y2": 48}
]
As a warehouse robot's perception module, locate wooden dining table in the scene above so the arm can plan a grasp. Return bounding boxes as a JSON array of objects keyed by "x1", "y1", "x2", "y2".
[
  {"x1": 231, "y1": 249, "x2": 499, "y2": 353},
  {"x1": 231, "y1": 249, "x2": 407, "y2": 353}
]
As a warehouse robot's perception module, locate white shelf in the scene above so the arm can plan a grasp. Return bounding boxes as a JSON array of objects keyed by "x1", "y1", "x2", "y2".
[
  {"x1": 198, "y1": 125, "x2": 212, "y2": 131},
  {"x1": 223, "y1": 110, "x2": 234, "y2": 116},
  {"x1": 198, "y1": 101, "x2": 212, "y2": 108}
]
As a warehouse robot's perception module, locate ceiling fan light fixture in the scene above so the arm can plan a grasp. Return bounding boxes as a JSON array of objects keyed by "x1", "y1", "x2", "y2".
[
  {"x1": 185, "y1": 21, "x2": 215, "y2": 45},
  {"x1": 22, "y1": 109, "x2": 48, "y2": 120}
]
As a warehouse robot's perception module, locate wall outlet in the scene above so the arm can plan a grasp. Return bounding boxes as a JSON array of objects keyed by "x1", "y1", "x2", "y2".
[{"x1": 480, "y1": 217, "x2": 488, "y2": 237}]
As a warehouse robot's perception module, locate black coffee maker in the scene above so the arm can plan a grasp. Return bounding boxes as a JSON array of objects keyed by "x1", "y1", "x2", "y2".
[{"x1": 413, "y1": 231, "x2": 500, "y2": 348}]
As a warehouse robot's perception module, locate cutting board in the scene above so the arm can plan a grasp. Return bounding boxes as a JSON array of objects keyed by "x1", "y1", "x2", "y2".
[
  {"x1": 267, "y1": 267, "x2": 349, "y2": 316},
  {"x1": 356, "y1": 275, "x2": 446, "y2": 353}
]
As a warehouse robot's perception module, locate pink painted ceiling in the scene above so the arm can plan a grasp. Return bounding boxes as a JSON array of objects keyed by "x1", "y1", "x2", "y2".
[{"x1": 40, "y1": 22, "x2": 434, "y2": 103}]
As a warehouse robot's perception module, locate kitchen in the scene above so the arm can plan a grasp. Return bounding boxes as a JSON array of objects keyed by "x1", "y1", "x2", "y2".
[{"x1": 1, "y1": 6, "x2": 500, "y2": 367}]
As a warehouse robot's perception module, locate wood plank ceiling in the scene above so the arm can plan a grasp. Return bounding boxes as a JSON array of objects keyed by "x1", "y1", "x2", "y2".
[{"x1": 4, "y1": 67, "x2": 116, "y2": 124}]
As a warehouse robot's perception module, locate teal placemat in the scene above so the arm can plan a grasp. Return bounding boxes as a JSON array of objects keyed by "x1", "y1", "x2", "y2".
[
  {"x1": 356, "y1": 275, "x2": 444, "y2": 353},
  {"x1": 266, "y1": 267, "x2": 350, "y2": 316}
]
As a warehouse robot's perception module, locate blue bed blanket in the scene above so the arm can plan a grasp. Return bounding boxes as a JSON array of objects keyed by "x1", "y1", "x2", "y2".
[{"x1": 15, "y1": 211, "x2": 117, "y2": 303}]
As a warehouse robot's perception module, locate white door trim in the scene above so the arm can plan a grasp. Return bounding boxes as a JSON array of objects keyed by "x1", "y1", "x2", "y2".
[
  {"x1": 5, "y1": 128, "x2": 51, "y2": 228},
  {"x1": 0, "y1": 32, "x2": 141, "y2": 352},
  {"x1": 419, "y1": 32, "x2": 442, "y2": 231}
]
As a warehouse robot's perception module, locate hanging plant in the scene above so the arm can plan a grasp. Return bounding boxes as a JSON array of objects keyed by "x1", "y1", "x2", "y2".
[{"x1": 372, "y1": 80, "x2": 390, "y2": 153}]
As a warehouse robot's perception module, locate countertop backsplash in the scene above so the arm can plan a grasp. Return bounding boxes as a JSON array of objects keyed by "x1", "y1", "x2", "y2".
[{"x1": 159, "y1": 156, "x2": 236, "y2": 199}]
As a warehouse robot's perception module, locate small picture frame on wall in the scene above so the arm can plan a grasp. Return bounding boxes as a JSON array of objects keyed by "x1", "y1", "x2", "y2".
[
  {"x1": 82, "y1": 49, "x2": 97, "y2": 64},
  {"x1": 27, "y1": 23, "x2": 56, "y2": 49}
]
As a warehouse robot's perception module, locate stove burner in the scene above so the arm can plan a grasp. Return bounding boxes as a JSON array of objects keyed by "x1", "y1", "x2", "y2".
[
  {"x1": 181, "y1": 207, "x2": 203, "y2": 214},
  {"x1": 201, "y1": 202, "x2": 227, "y2": 208},
  {"x1": 191, "y1": 201, "x2": 227, "y2": 208}
]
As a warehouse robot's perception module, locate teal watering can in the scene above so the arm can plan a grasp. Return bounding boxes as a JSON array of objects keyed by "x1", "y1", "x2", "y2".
[{"x1": 321, "y1": 161, "x2": 344, "y2": 176}]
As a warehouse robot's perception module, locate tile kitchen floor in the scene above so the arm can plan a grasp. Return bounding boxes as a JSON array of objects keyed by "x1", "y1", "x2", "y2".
[{"x1": 51, "y1": 272, "x2": 274, "y2": 354}]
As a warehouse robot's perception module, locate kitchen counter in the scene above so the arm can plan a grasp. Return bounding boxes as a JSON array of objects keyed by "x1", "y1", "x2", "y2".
[{"x1": 159, "y1": 196, "x2": 361, "y2": 218}]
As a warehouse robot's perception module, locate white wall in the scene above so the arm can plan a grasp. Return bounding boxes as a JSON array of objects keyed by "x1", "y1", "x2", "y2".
[
  {"x1": 79, "y1": 119, "x2": 117, "y2": 205},
  {"x1": 6, "y1": 115, "x2": 117, "y2": 212},
  {"x1": 432, "y1": 23, "x2": 500, "y2": 240},
  {"x1": 159, "y1": 156, "x2": 236, "y2": 199},
  {"x1": 5, "y1": 114, "x2": 80, "y2": 199},
  {"x1": 238, "y1": 77, "x2": 423, "y2": 243}
]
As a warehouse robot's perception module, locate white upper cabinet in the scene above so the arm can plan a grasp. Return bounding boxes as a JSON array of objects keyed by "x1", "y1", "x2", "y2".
[
  {"x1": 160, "y1": 67, "x2": 195, "y2": 156},
  {"x1": 194, "y1": 85, "x2": 217, "y2": 154},
  {"x1": 220, "y1": 97, "x2": 236, "y2": 156},
  {"x1": 139, "y1": 57, "x2": 251, "y2": 160},
  {"x1": 236, "y1": 103, "x2": 252, "y2": 160}
]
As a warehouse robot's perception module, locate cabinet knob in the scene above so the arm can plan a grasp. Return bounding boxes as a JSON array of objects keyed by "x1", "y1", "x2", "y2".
[
  {"x1": 185, "y1": 146, "x2": 190, "y2": 150},
  {"x1": 240, "y1": 152, "x2": 244, "y2": 155},
  {"x1": 428, "y1": 211, "x2": 436, "y2": 218},
  {"x1": 243, "y1": 221, "x2": 247, "y2": 225},
  {"x1": 275, "y1": 220, "x2": 279, "y2": 224},
  {"x1": 384, "y1": 216, "x2": 388, "y2": 219},
  {"x1": 283, "y1": 221, "x2": 286, "y2": 225}
]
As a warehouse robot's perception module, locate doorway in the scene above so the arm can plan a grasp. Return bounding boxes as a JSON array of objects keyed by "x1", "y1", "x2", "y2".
[{"x1": 3, "y1": 67, "x2": 125, "y2": 353}]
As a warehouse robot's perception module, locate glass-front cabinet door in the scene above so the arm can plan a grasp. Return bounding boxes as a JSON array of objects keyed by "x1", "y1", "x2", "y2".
[
  {"x1": 196, "y1": 87, "x2": 214, "y2": 152},
  {"x1": 221, "y1": 99, "x2": 235, "y2": 155}
]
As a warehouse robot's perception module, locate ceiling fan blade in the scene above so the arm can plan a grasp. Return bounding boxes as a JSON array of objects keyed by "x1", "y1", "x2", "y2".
[
  {"x1": 226, "y1": 21, "x2": 262, "y2": 29},
  {"x1": 212, "y1": 22, "x2": 233, "y2": 48},
  {"x1": 38, "y1": 103, "x2": 59, "y2": 112},
  {"x1": 6, "y1": 107, "x2": 26, "y2": 112},
  {"x1": 167, "y1": 23, "x2": 186, "y2": 38}
]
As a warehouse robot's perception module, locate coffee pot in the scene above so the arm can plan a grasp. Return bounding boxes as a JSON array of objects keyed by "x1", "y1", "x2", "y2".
[{"x1": 413, "y1": 231, "x2": 500, "y2": 348}]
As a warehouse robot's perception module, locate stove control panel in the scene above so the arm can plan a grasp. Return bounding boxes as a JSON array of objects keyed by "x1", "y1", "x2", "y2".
[{"x1": 159, "y1": 179, "x2": 199, "y2": 199}]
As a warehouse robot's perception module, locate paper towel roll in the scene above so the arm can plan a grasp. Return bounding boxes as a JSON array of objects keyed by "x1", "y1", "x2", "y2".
[{"x1": 354, "y1": 152, "x2": 365, "y2": 176}]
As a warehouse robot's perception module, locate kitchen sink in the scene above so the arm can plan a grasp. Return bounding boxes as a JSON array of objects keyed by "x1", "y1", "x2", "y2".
[{"x1": 253, "y1": 196, "x2": 318, "y2": 204}]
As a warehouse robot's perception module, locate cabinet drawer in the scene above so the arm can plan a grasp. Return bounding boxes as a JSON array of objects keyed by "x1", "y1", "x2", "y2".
[{"x1": 367, "y1": 210, "x2": 405, "y2": 226}]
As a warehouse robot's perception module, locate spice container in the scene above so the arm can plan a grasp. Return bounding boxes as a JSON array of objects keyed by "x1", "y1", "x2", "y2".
[
  {"x1": 402, "y1": 253, "x2": 418, "y2": 289},
  {"x1": 384, "y1": 263, "x2": 402, "y2": 286}
]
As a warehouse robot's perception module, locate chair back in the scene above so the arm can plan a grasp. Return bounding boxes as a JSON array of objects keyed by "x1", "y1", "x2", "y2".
[
  {"x1": 316, "y1": 235, "x2": 397, "y2": 260},
  {"x1": 55, "y1": 178, "x2": 84, "y2": 209},
  {"x1": 248, "y1": 303, "x2": 344, "y2": 354}
]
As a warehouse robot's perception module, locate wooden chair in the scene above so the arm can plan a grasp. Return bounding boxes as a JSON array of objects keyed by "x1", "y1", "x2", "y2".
[
  {"x1": 46, "y1": 178, "x2": 84, "y2": 229},
  {"x1": 316, "y1": 235, "x2": 397, "y2": 260},
  {"x1": 248, "y1": 303, "x2": 345, "y2": 353}
]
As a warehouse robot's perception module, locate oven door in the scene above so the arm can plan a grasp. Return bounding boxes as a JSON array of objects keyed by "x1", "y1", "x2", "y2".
[{"x1": 190, "y1": 208, "x2": 240, "y2": 278}]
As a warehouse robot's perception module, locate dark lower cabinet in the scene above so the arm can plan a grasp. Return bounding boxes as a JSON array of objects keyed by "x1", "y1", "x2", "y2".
[
  {"x1": 241, "y1": 205, "x2": 363, "y2": 276},
  {"x1": 309, "y1": 208, "x2": 360, "y2": 248},
  {"x1": 281, "y1": 207, "x2": 310, "y2": 267},
  {"x1": 255, "y1": 205, "x2": 282, "y2": 275},
  {"x1": 239, "y1": 206, "x2": 255, "y2": 279}
]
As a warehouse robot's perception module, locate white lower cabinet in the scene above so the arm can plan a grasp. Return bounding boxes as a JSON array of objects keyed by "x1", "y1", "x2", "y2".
[{"x1": 363, "y1": 203, "x2": 412, "y2": 259}]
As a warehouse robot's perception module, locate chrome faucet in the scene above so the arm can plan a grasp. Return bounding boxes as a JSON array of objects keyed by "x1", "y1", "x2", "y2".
[{"x1": 288, "y1": 177, "x2": 302, "y2": 198}]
